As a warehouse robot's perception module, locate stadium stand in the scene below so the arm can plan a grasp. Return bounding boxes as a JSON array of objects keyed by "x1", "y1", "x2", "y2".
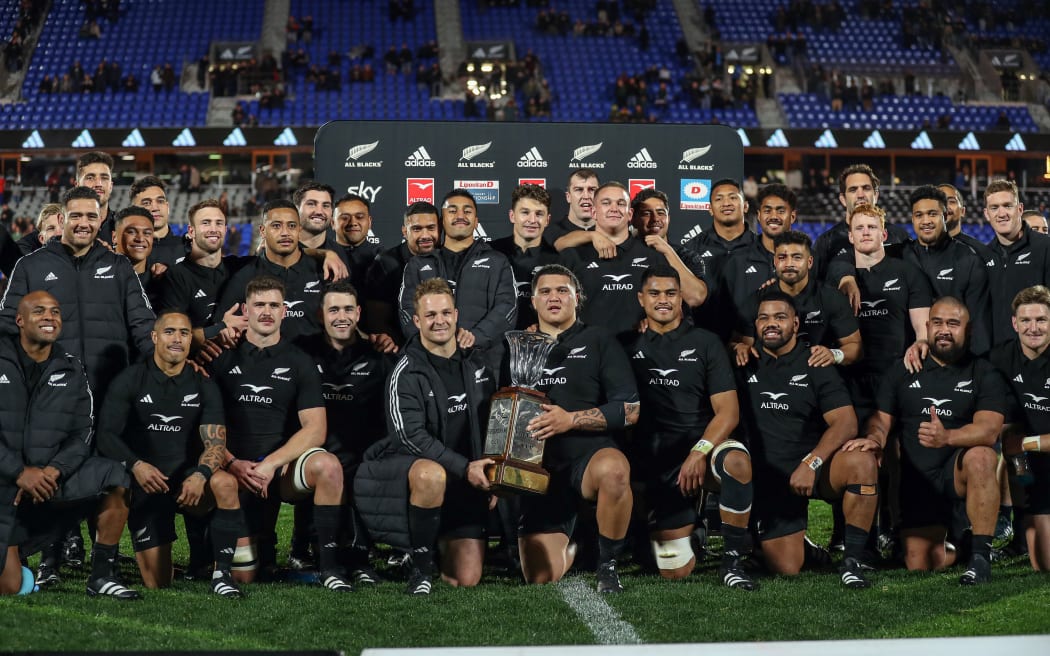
[{"x1": 779, "y1": 92, "x2": 1038, "y2": 131}]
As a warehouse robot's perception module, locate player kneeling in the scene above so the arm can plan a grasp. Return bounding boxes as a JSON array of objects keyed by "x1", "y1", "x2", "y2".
[
  {"x1": 97, "y1": 311, "x2": 246, "y2": 597},
  {"x1": 625, "y1": 265, "x2": 757, "y2": 589}
]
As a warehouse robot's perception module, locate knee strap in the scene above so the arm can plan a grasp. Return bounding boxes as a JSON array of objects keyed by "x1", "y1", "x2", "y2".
[
  {"x1": 712, "y1": 443, "x2": 752, "y2": 515},
  {"x1": 846, "y1": 483, "x2": 878, "y2": 496}
]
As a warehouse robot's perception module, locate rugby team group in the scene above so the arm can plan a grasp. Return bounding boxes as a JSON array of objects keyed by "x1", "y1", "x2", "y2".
[{"x1": 0, "y1": 151, "x2": 1048, "y2": 600}]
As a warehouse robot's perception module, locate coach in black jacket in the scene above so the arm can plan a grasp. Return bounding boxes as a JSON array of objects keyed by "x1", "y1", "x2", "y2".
[
  {"x1": 0, "y1": 291, "x2": 135, "y2": 598},
  {"x1": 0, "y1": 187, "x2": 154, "y2": 396},
  {"x1": 356, "y1": 278, "x2": 497, "y2": 595}
]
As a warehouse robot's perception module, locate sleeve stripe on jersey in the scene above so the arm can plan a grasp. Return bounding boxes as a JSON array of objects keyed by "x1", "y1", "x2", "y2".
[
  {"x1": 0, "y1": 254, "x2": 26, "y2": 311},
  {"x1": 387, "y1": 354, "x2": 422, "y2": 455}
]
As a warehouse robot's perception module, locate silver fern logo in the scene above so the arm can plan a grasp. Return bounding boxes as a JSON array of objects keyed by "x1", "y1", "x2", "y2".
[
  {"x1": 678, "y1": 145, "x2": 714, "y2": 171},
  {"x1": 344, "y1": 141, "x2": 382, "y2": 168},
  {"x1": 570, "y1": 142, "x2": 606, "y2": 168},
  {"x1": 458, "y1": 142, "x2": 495, "y2": 168}
]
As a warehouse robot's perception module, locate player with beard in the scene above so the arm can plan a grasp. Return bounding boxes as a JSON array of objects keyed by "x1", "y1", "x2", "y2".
[
  {"x1": 295, "y1": 181, "x2": 349, "y2": 269},
  {"x1": 853, "y1": 297, "x2": 1007, "y2": 583},
  {"x1": 903, "y1": 186, "x2": 991, "y2": 355},
  {"x1": 732, "y1": 231, "x2": 861, "y2": 368},
  {"x1": 398, "y1": 189, "x2": 517, "y2": 372},
  {"x1": 96, "y1": 311, "x2": 245, "y2": 597},
  {"x1": 720, "y1": 184, "x2": 796, "y2": 322},
  {"x1": 75, "y1": 152, "x2": 118, "y2": 245},
  {"x1": 624, "y1": 265, "x2": 756, "y2": 589},
  {"x1": 363, "y1": 202, "x2": 441, "y2": 344},
  {"x1": 334, "y1": 194, "x2": 381, "y2": 290},
  {"x1": 988, "y1": 286, "x2": 1050, "y2": 570},
  {"x1": 355, "y1": 279, "x2": 497, "y2": 595},
  {"x1": 492, "y1": 184, "x2": 561, "y2": 330},
  {"x1": 209, "y1": 276, "x2": 352, "y2": 591},
  {"x1": 630, "y1": 189, "x2": 709, "y2": 308},
  {"x1": 738, "y1": 291, "x2": 879, "y2": 588},
  {"x1": 291, "y1": 281, "x2": 395, "y2": 583},
  {"x1": 131, "y1": 175, "x2": 186, "y2": 269},
  {"x1": 519, "y1": 264, "x2": 639, "y2": 593},
  {"x1": 812, "y1": 164, "x2": 910, "y2": 284},
  {"x1": 938, "y1": 184, "x2": 995, "y2": 263}
]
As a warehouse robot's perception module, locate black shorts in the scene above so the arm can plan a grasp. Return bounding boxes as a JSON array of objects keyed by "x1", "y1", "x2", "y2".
[
  {"x1": 752, "y1": 459, "x2": 833, "y2": 542},
  {"x1": 439, "y1": 477, "x2": 490, "y2": 541},
  {"x1": 128, "y1": 474, "x2": 194, "y2": 553},
  {"x1": 642, "y1": 464, "x2": 697, "y2": 533},
  {"x1": 900, "y1": 450, "x2": 963, "y2": 530},
  {"x1": 1023, "y1": 452, "x2": 1050, "y2": 516},
  {"x1": 519, "y1": 441, "x2": 617, "y2": 536}
]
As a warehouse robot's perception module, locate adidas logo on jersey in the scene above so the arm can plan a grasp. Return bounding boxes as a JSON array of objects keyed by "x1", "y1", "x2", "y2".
[
  {"x1": 633, "y1": 351, "x2": 645, "y2": 359},
  {"x1": 420, "y1": 264, "x2": 433, "y2": 272},
  {"x1": 747, "y1": 375, "x2": 758, "y2": 383},
  {"x1": 0, "y1": 374, "x2": 8, "y2": 384},
  {"x1": 1014, "y1": 374, "x2": 1024, "y2": 383},
  {"x1": 228, "y1": 366, "x2": 242, "y2": 375},
  {"x1": 587, "y1": 262, "x2": 599, "y2": 269},
  {"x1": 680, "y1": 225, "x2": 703, "y2": 243},
  {"x1": 909, "y1": 381, "x2": 921, "y2": 389},
  {"x1": 194, "y1": 289, "x2": 207, "y2": 299},
  {"x1": 44, "y1": 272, "x2": 58, "y2": 282},
  {"x1": 139, "y1": 394, "x2": 153, "y2": 403},
  {"x1": 745, "y1": 265, "x2": 758, "y2": 274}
]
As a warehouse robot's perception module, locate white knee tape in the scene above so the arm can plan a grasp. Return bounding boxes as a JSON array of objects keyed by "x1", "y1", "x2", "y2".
[
  {"x1": 651, "y1": 537, "x2": 694, "y2": 570},
  {"x1": 231, "y1": 542, "x2": 258, "y2": 571},
  {"x1": 710, "y1": 440, "x2": 749, "y2": 483},
  {"x1": 291, "y1": 447, "x2": 327, "y2": 495}
]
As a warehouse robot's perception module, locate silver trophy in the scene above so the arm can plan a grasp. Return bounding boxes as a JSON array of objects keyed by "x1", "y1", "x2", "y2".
[{"x1": 483, "y1": 331, "x2": 557, "y2": 494}]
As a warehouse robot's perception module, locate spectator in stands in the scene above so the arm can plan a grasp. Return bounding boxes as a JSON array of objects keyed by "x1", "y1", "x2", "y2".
[
  {"x1": 38, "y1": 75, "x2": 55, "y2": 93},
  {"x1": 162, "y1": 63, "x2": 176, "y2": 92},
  {"x1": 150, "y1": 65, "x2": 163, "y2": 93}
]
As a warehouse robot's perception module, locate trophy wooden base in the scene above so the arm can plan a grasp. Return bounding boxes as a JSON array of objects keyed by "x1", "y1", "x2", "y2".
[{"x1": 485, "y1": 457, "x2": 550, "y2": 495}]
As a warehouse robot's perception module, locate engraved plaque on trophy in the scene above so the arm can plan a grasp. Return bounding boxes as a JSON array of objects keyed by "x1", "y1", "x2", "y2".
[{"x1": 483, "y1": 331, "x2": 556, "y2": 495}]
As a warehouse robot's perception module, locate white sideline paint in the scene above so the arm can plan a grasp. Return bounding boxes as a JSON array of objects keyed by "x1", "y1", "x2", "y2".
[
  {"x1": 363, "y1": 635, "x2": 1050, "y2": 655},
  {"x1": 556, "y1": 577, "x2": 641, "y2": 645}
]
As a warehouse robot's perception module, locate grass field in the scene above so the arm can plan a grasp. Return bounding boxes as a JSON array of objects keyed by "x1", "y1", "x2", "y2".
[{"x1": 2, "y1": 504, "x2": 1049, "y2": 654}]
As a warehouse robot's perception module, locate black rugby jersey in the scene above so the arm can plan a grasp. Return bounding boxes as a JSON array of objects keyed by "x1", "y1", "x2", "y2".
[
  {"x1": 560, "y1": 236, "x2": 670, "y2": 339},
  {"x1": 681, "y1": 228, "x2": 754, "y2": 342},
  {"x1": 624, "y1": 321, "x2": 735, "y2": 436},
  {"x1": 834, "y1": 256, "x2": 933, "y2": 376},
  {"x1": 903, "y1": 237, "x2": 991, "y2": 355},
  {"x1": 720, "y1": 240, "x2": 776, "y2": 320},
  {"x1": 531, "y1": 321, "x2": 639, "y2": 467},
  {"x1": 738, "y1": 278, "x2": 857, "y2": 349},
  {"x1": 209, "y1": 339, "x2": 324, "y2": 460},
  {"x1": 875, "y1": 355, "x2": 1007, "y2": 474},
  {"x1": 738, "y1": 342, "x2": 853, "y2": 469},
  {"x1": 491, "y1": 236, "x2": 561, "y2": 330},
  {"x1": 96, "y1": 359, "x2": 224, "y2": 476},
  {"x1": 989, "y1": 340, "x2": 1050, "y2": 435},
  {"x1": 215, "y1": 247, "x2": 326, "y2": 341},
  {"x1": 295, "y1": 333, "x2": 394, "y2": 463}
]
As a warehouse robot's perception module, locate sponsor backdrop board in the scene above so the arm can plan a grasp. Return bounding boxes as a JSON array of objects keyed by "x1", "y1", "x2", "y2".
[{"x1": 314, "y1": 121, "x2": 743, "y2": 246}]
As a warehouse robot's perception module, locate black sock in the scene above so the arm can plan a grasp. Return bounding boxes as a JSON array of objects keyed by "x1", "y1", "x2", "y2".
[
  {"x1": 90, "y1": 542, "x2": 118, "y2": 579},
  {"x1": 210, "y1": 508, "x2": 244, "y2": 576},
  {"x1": 291, "y1": 503, "x2": 315, "y2": 556},
  {"x1": 597, "y1": 534, "x2": 625, "y2": 565},
  {"x1": 184, "y1": 513, "x2": 211, "y2": 567},
  {"x1": 843, "y1": 524, "x2": 870, "y2": 561},
  {"x1": 971, "y1": 534, "x2": 993, "y2": 561},
  {"x1": 999, "y1": 505, "x2": 1012, "y2": 521},
  {"x1": 408, "y1": 504, "x2": 441, "y2": 575},
  {"x1": 313, "y1": 505, "x2": 342, "y2": 574},
  {"x1": 40, "y1": 540, "x2": 62, "y2": 568},
  {"x1": 722, "y1": 523, "x2": 752, "y2": 557}
]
